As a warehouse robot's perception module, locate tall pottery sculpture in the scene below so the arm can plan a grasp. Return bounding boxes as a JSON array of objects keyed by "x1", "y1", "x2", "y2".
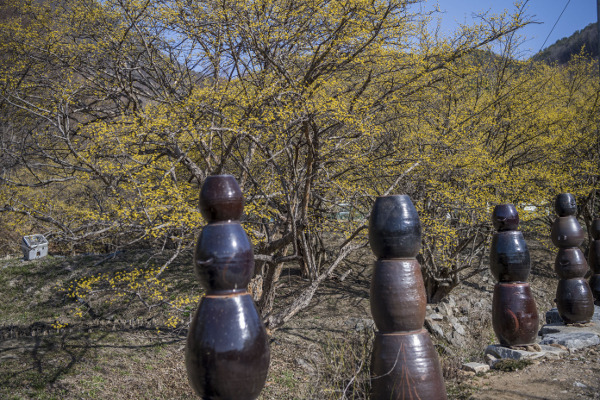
[
  {"x1": 588, "y1": 218, "x2": 600, "y2": 303},
  {"x1": 551, "y1": 193, "x2": 594, "y2": 323},
  {"x1": 186, "y1": 175, "x2": 270, "y2": 399},
  {"x1": 490, "y1": 204, "x2": 539, "y2": 346},
  {"x1": 369, "y1": 195, "x2": 446, "y2": 400}
]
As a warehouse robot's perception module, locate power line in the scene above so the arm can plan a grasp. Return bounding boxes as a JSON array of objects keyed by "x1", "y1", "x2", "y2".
[{"x1": 538, "y1": 0, "x2": 571, "y2": 52}]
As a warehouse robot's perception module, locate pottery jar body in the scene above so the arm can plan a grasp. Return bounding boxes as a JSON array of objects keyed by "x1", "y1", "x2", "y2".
[
  {"x1": 186, "y1": 295, "x2": 270, "y2": 400},
  {"x1": 492, "y1": 283, "x2": 539, "y2": 346},
  {"x1": 194, "y1": 223, "x2": 254, "y2": 294},
  {"x1": 369, "y1": 195, "x2": 421, "y2": 259},
  {"x1": 490, "y1": 231, "x2": 531, "y2": 282},
  {"x1": 556, "y1": 279, "x2": 595, "y2": 324},
  {"x1": 370, "y1": 259, "x2": 426, "y2": 333},
  {"x1": 491, "y1": 204, "x2": 519, "y2": 231},
  {"x1": 199, "y1": 175, "x2": 244, "y2": 223},
  {"x1": 551, "y1": 216, "x2": 584, "y2": 248},
  {"x1": 554, "y1": 248, "x2": 589, "y2": 279}
]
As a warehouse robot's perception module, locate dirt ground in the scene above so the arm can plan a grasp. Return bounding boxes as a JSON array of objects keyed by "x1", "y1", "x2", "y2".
[
  {"x1": 465, "y1": 346, "x2": 600, "y2": 399},
  {"x1": 2, "y1": 231, "x2": 600, "y2": 399}
]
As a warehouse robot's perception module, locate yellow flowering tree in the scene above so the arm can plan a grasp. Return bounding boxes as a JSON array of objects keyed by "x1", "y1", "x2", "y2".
[{"x1": 3, "y1": 0, "x2": 597, "y2": 327}]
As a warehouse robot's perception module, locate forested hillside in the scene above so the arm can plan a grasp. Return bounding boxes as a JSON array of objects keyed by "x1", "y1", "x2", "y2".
[{"x1": 534, "y1": 22, "x2": 599, "y2": 64}]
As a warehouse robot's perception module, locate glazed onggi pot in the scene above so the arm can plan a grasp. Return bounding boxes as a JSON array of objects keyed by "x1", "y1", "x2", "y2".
[
  {"x1": 186, "y1": 175, "x2": 269, "y2": 399},
  {"x1": 368, "y1": 194, "x2": 447, "y2": 399},
  {"x1": 491, "y1": 204, "x2": 519, "y2": 231},
  {"x1": 556, "y1": 279, "x2": 595, "y2": 324},
  {"x1": 371, "y1": 329, "x2": 447, "y2": 400},
  {"x1": 194, "y1": 222, "x2": 254, "y2": 294},
  {"x1": 369, "y1": 195, "x2": 421, "y2": 259},
  {"x1": 490, "y1": 230, "x2": 531, "y2": 282},
  {"x1": 199, "y1": 174, "x2": 244, "y2": 222},
  {"x1": 370, "y1": 259, "x2": 426, "y2": 333},
  {"x1": 589, "y1": 275, "x2": 600, "y2": 302},
  {"x1": 551, "y1": 216, "x2": 584, "y2": 248},
  {"x1": 186, "y1": 295, "x2": 270, "y2": 399},
  {"x1": 492, "y1": 283, "x2": 539, "y2": 346},
  {"x1": 589, "y1": 218, "x2": 600, "y2": 303},
  {"x1": 555, "y1": 193, "x2": 577, "y2": 217},
  {"x1": 554, "y1": 248, "x2": 589, "y2": 280}
]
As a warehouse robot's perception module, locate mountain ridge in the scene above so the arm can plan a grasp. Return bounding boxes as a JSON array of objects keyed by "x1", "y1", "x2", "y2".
[{"x1": 533, "y1": 22, "x2": 599, "y2": 64}]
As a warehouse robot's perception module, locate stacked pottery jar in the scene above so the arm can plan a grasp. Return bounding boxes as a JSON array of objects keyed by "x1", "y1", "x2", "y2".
[
  {"x1": 490, "y1": 204, "x2": 539, "y2": 346},
  {"x1": 588, "y1": 218, "x2": 600, "y2": 303},
  {"x1": 185, "y1": 175, "x2": 270, "y2": 399},
  {"x1": 551, "y1": 193, "x2": 594, "y2": 323},
  {"x1": 369, "y1": 195, "x2": 446, "y2": 400}
]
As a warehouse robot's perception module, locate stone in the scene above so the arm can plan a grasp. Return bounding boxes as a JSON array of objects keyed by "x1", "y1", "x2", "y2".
[
  {"x1": 428, "y1": 313, "x2": 444, "y2": 321},
  {"x1": 439, "y1": 302, "x2": 454, "y2": 317},
  {"x1": 484, "y1": 353, "x2": 498, "y2": 367},
  {"x1": 510, "y1": 344, "x2": 542, "y2": 352},
  {"x1": 449, "y1": 317, "x2": 466, "y2": 336},
  {"x1": 539, "y1": 305, "x2": 600, "y2": 350},
  {"x1": 424, "y1": 318, "x2": 446, "y2": 340},
  {"x1": 448, "y1": 331, "x2": 466, "y2": 347},
  {"x1": 462, "y1": 362, "x2": 490, "y2": 374},
  {"x1": 345, "y1": 317, "x2": 375, "y2": 332},
  {"x1": 546, "y1": 308, "x2": 563, "y2": 324},
  {"x1": 446, "y1": 296, "x2": 456, "y2": 308},
  {"x1": 485, "y1": 344, "x2": 567, "y2": 361},
  {"x1": 539, "y1": 331, "x2": 600, "y2": 350},
  {"x1": 574, "y1": 381, "x2": 587, "y2": 389}
]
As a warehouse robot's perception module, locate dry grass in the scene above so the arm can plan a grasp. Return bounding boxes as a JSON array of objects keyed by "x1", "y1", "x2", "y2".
[{"x1": 0, "y1": 233, "x2": 558, "y2": 399}]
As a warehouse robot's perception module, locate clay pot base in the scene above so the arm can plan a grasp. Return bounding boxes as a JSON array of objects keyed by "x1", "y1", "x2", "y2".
[
  {"x1": 371, "y1": 329, "x2": 447, "y2": 400},
  {"x1": 186, "y1": 294, "x2": 270, "y2": 400}
]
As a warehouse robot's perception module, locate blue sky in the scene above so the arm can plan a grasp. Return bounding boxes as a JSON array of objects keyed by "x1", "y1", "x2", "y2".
[{"x1": 422, "y1": 0, "x2": 597, "y2": 57}]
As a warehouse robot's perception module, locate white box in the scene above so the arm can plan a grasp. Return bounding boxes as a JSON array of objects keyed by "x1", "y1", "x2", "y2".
[{"x1": 21, "y1": 234, "x2": 48, "y2": 260}]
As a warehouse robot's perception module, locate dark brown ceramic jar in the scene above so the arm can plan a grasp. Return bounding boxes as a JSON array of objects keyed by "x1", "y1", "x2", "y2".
[
  {"x1": 492, "y1": 283, "x2": 539, "y2": 346},
  {"x1": 187, "y1": 175, "x2": 269, "y2": 399},
  {"x1": 589, "y1": 275, "x2": 600, "y2": 302},
  {"x1": 186, "y1": 295, "x2": 270, "y2": 399},
  {"x1": 589, "y1": 218, "x2": 600, "y2": 303},
  {"x1": 589, "y1": 219, "x2": 600, "y2": 274},
  {"x1": 554, "y1": 248, "x2": 589, "y2": 279},
  {"x1": 371, "y1": 329, "x2": 447, "y2": 400},
  {"x1": 555, "y1": 193, "x2": 577, "y2": 217},
  {"x1": 556, "y1": 279, "x2": 595, "y2": 324},
  {"x1": 194, "y1": 223, "x2": 254, "y2": 293},
  {"x1": 199, "y1": 175, "x2": 244, "y2": 223},
  {"x1": 490, "y1": 231, "x2": 531, "y2": 282},
  {"x1": 551, "y1": 216, "x2": 585, "y2": 248},
  {"x1": 368, "y1": 194, "x2": 447, "y2": 399},
  {"x1": 369, "y1": 195, "x2": 421, "y2": 259},
  {"x1": 590, "y1": 240, "x2": 600, "y2": 275},
  {"x1": 492, "y1": 204, "x2": 519, "y2": 231},
  {"x1": 370, "y1": 259, "x2": 426, "y2": 333},
  {"x1": 591, "y1": 219, "x2": 600, "y2": 240}
]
